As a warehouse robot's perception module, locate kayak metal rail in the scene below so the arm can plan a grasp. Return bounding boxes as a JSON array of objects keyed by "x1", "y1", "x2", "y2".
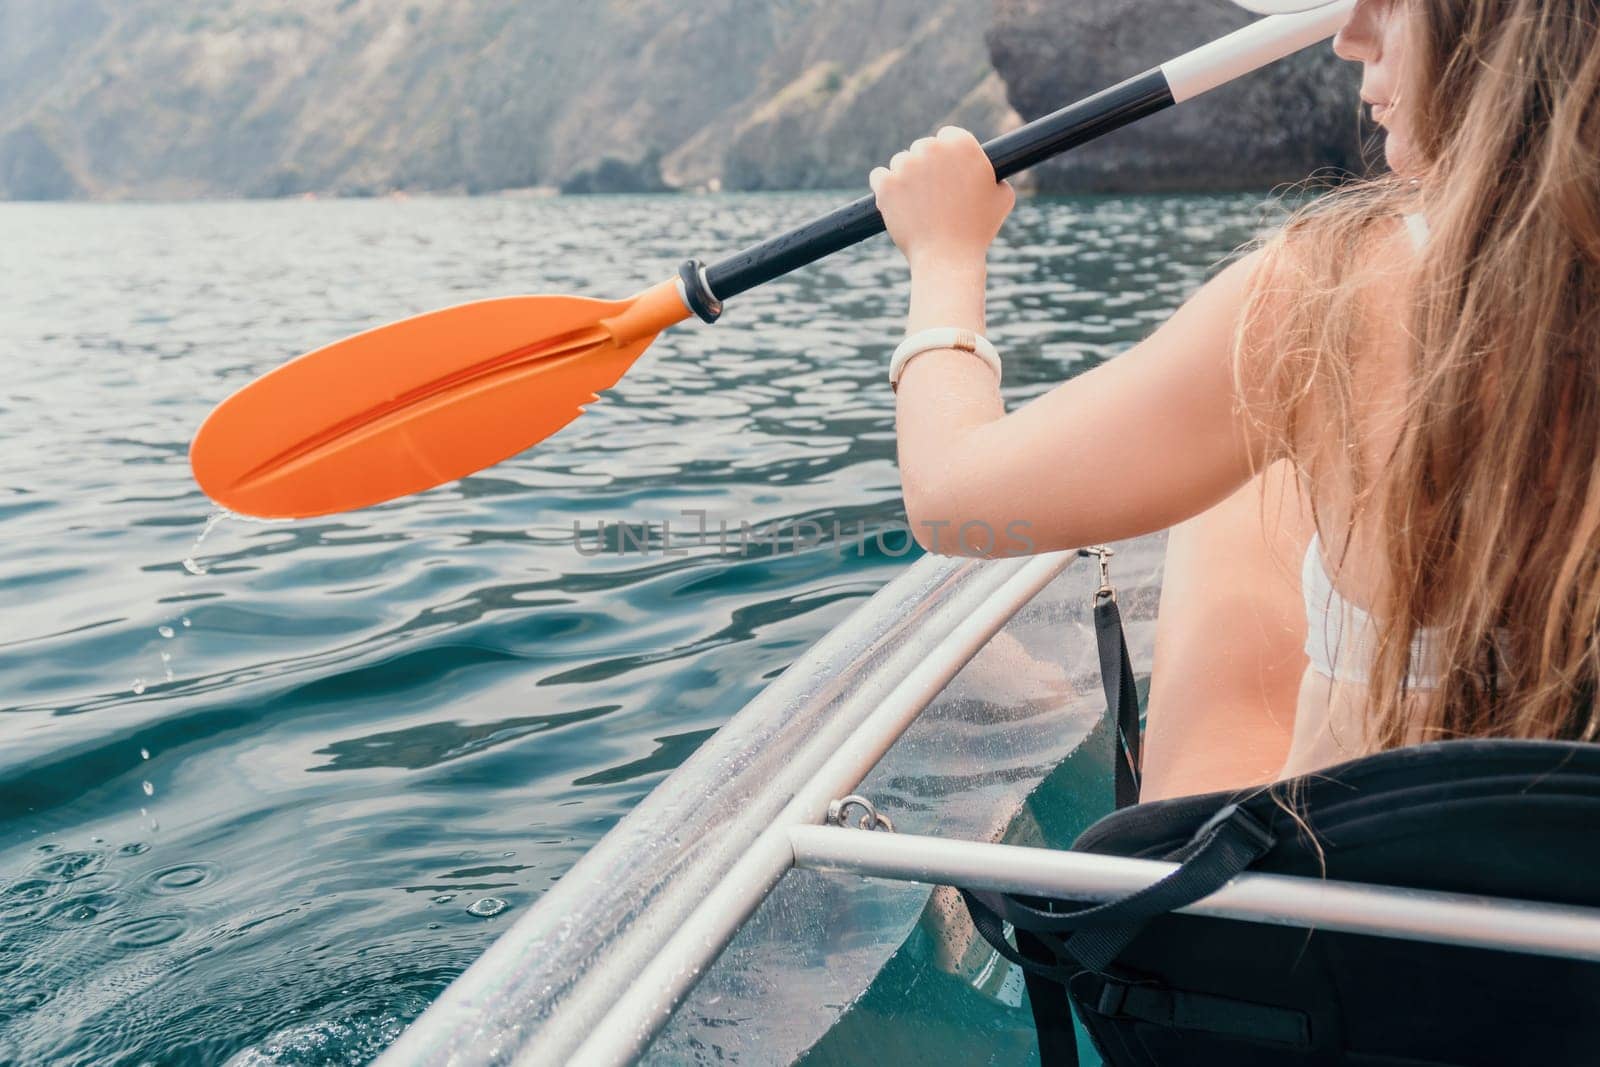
[
  {"x1": 790, "y1": 827, "x2": 1600, "y2": 964},
  {"x1": 381, "y1": 549, "x2": 1083, "y2": 1067},
  {"x1": 383, "y1": 533, "x2": 1600, "y2": 1065}
]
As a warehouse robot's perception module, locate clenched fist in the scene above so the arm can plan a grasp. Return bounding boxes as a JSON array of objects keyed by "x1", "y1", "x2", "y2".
[{"x1": 869, "y1": 127, "x2": 1015, "y2": 274}]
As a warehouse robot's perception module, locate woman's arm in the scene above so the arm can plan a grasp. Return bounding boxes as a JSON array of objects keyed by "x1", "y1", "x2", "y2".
[
  {"x1": 871, "y1": 127, "x2": 1267, "y2": 555},
  {"x1": 1139, "y1": 461, "x2": 1311, "y2": 801}
]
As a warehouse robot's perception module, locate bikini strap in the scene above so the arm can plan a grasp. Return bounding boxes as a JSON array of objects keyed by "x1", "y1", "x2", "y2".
[{"x1": 1404, "y1": 211, "x2": 1430, "y2": 252}]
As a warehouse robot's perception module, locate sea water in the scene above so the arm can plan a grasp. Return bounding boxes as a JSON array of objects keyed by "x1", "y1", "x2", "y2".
[{"x1": 0, "y1": 191, "x2": 1275, "y2": 1064}]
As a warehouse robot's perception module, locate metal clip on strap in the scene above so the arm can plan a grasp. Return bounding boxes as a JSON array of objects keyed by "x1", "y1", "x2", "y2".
[
  {"x1": 1079, "y1": 545, "x2": 1141, "y2": 808},
  {"x1": 1078, "y1": 545, "x2": 1116, "y2": 604}
]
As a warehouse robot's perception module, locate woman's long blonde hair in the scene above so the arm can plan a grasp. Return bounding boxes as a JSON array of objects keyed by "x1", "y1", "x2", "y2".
[{"x1": 1240, "y1": 0, "x2": 1600, "y2": 750}]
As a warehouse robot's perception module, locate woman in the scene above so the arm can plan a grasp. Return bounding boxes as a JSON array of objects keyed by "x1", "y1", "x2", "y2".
[{"x1": 870, "y1": 0, "x2": 1600, "y2": 797}]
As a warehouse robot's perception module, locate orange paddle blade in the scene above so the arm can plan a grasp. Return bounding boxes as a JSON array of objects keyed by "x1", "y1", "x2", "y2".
[{"x1": 190, "y1": 279, "x2": 690, "y2": 519}]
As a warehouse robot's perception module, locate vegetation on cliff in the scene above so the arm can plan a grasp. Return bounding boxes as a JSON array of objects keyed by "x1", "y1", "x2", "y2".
[{"x1": 0, "y1": 0, "x2": 1361, "y2": 200}]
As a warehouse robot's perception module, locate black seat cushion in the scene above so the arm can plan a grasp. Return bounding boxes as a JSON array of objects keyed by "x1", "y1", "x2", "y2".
[{"x1": 1034, "y1": 740, "x2": 1600, "y2": 1067}]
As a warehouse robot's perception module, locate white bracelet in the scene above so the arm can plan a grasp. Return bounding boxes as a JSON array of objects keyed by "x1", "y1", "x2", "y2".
[{"x1": 889, "y1": 327, "x2": 1002, "y2": 392}]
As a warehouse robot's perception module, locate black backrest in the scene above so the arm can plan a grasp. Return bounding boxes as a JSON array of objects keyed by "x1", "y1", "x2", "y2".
[{"x1": 1003, "y1": 740, "x2": 1600, "y2": 1067}]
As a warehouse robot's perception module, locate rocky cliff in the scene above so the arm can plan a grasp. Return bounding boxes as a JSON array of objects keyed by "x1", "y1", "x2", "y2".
[
  {"x1": 0, "y1": 0, "x2": 1364, "y2": 200},
  {"x1": 987, "y1": 0, "x2": 1366, "y2": 192},
  {"x1": 0, "y1": 0, "x2": 1014, "y2": 200}
]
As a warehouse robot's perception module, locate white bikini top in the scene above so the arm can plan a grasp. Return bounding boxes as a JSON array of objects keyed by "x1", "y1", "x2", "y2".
[
  {"x1": 1302, "y1": 212, "x2": 1441, "y2": 689},
  {"x1": 1302, "y1": 533, "x2": 1445, "y2": 689}
]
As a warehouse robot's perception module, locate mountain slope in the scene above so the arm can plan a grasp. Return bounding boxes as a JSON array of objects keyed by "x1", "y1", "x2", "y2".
[
  {"x1": 0, "y1": 0, "x2": 1014, "y2": 199},
  {"x1": 0, "y1": 0, "x2": 1365, "y2": 200}
]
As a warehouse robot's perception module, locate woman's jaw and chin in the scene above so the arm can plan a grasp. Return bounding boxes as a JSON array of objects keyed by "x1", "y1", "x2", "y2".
[
  {"x1": 1381, "y1": 122, "x2": 1418, "y2": 177},
  {"x1": 1331, "y1": 0, "x2": 1422, "y2": 176}
]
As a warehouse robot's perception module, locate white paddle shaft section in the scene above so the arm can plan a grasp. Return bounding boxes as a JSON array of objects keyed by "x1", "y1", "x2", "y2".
[
  {"x1": 792, "y1": 826, "x2": 1600, "y2": 963},
  {"x1": 1161, "y1": 1, "x2": 1356, "y2": 104}
]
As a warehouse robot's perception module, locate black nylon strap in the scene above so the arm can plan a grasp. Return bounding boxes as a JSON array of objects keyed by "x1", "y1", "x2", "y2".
[
  {"x1": 958, "y1": 902, "x2": 1084, "y2": 1065},
  {"x1": 1065, "y1": 804, "x2": 1272, "y2": 970},
  {"x1": 1087, "y1": 976, "x2": 1312, "y2": 1048},
  {"x1": 958, "y1": 555, "x2": 1156, "y2": 1066},
  {"x1": 1094, "y1": 594, "x2": 1143, "y2": 810},
  {"x1": 961, "y1": 888, "x2": 1067, "y2": 976},
  {"x1": 1019, "y1": 929, "x2": 1084, "y2": 1067},
  {"x1": 962, "y1": 804, "x2": 1276, "y2": 973}
]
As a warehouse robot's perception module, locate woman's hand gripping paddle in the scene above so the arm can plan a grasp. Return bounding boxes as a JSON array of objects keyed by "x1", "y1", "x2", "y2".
[{"x1": 190, "y1": 3, "x2": 1352, "y2": 519}]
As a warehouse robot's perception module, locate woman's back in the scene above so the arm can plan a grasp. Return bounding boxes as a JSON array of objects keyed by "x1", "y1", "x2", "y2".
[
  {"x1": 873, "y1": 0, "x2": 1600, "y2": 793},
  {"x1": 1284, "y1": 214, "x2": 1433, "y2": 773}
]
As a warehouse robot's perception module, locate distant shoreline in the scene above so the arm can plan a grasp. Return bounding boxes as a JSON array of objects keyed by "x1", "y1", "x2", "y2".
[{"x1": 0, "y1": 185, "x2": 1307, "y2": 208}]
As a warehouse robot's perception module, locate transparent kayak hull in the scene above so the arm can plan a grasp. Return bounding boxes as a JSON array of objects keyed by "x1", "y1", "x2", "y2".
[{"x1": 381, "y1": 537, "x2": 1165, "y2": 1066}]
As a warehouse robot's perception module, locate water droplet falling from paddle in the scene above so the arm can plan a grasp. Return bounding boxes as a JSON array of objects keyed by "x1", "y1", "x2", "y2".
[
  {"x1": 181, "y1": 510, "x2": 230, "y2": 576},
  {"x1": 180, "y1": 507, "x2": 291, "y2": 576}
]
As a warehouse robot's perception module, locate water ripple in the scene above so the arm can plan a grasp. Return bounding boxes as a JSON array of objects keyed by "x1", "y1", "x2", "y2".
[{"x1": 0, "y1": 191, "x2": 1275, "y2": 1063}]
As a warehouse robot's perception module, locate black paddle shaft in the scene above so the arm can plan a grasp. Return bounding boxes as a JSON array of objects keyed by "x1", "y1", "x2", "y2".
[{"x1": 689, "y1": 67, "x2": 1174, "y2": 320}]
